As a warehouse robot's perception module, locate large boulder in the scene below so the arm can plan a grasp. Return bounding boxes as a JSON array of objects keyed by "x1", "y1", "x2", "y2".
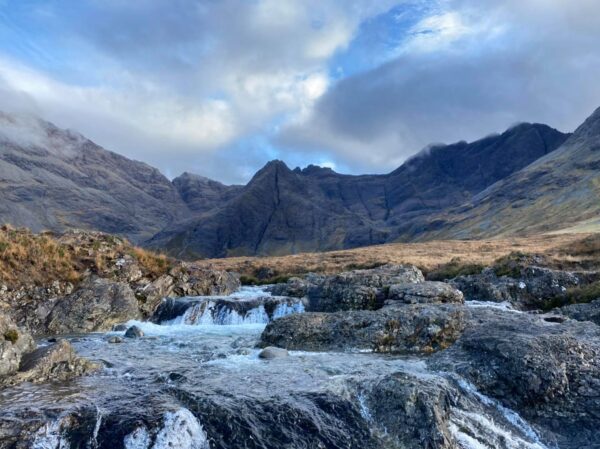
[
  {"x1": 0, "y1": 313, "x2": 34, "y2": 377},
  {"x1": 46, "y1": 277, "x2": 140, "y2": 334},
  {"x1": 385, "y1": 281, "x2": 464, "y2": 305},
  {"x1": 271, "y1": 265, "x2": 425, "y2": 312},
  {"x1": 5, "y1": 339, "x2": 100, "y2": 386},
  {"x1": 429, "y1": 307, "x2": 600, "y2": 448},
  {"x1": 451, "y1": 266, "x2": 593, "y2": 309},
  {"x1": 260, "y1": 304, "x2": 465, "y2": 354}
]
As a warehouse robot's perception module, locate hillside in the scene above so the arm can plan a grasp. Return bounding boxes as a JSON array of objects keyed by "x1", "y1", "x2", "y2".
[{"x1": 0, "y1": 113, "x2": 190, "y2": 242}]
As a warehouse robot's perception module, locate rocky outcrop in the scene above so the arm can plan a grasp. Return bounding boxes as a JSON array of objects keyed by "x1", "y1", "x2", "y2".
[
  {"x1": 0, "y1": 313, "x2": 34, "y2": 377},
  {"x1": 558, "y1": 299, "x2": 600, "y2": 326},
  {"x1": 260, "y1": 304, "x2": 465, "y2": 354},
  {"x1": 45, "y1": 277, "x2": 140, "y2": 334},
  {"x1": 451, "y1": 266, "x2": 593, "y2": 309},
  {"x1": 1, "y1": 313, "x2": 98, "y2": 387},
  {"x1": 135, "y1": 263, "x2": 240, "y2": 317},
  {"x1": 270, "y1": 265, "x2": 426, "y2": 312},
  {"x1": 429, "y1": 307, "x2": 600, "y2": 448},
  {"x1": 4, "y1": 339, "x2": 100, "y2": 386}
]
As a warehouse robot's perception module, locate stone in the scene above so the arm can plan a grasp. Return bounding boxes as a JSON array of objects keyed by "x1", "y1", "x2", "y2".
[
  {"x1": 558, "y1": 299, "x2": 600, "y2": 326},
  {"x1": 45, "y1": 277, "x2": 141, "y2": 334},
  {"x1": 429, "y1": 307, "x2": 600, "y2": 449},
  {"x1": 385, "y1": 281, "x2": 464, "y2": 305},
  {"x1": 451, "y1": 266, "x2": 593, "y2": 310},
  {"x1": 4, "y1": 339, "x2": 100, "y2": 385},
  {"x1": 108, "y1": 336, "x2": 124, "y2": 344},
  {"x1": 124, "y1": 325, "x2": 144, "y2": 338},
  {"x1": 0, "y1": 313, "x2": 35, "y2": 377},
  {"x1": 260, "y1": 304, "x2": 465, "y2": 354},
  {"x1": 112, "y1": 324, "x2": 128, "y2": 332},
  {"x1": 258, "y1": 347, "x2": 289, "y2": 359}
]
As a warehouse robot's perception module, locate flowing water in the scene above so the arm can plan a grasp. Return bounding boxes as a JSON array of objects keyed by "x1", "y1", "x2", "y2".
[{"x1": 0, "y1": 287, "x2": 551, "y2": 449}]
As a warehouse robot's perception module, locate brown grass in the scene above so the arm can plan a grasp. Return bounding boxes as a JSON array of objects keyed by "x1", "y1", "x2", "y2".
[
  {"x1": 0, "y1": 225, "x2": 173, "y2": 288},
  {"x1": 193, "y1": 234, "x2": 596, "y2": 279}
]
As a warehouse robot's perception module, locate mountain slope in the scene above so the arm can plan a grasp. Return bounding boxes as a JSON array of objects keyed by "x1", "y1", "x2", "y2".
[
  {"x1": 0, "y1": 112, "x2": 191, "y2": 242},
  {"x1": 149, "y1": 123, "x2": 568, "y2": 258},
  {"x1": 423, "y1": 107, "x2": 600, "y2": 239}
]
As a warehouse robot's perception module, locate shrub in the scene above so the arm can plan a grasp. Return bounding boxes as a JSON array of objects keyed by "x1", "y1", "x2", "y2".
[{"x1": 3, "y1": 329, "x2": 18, "y2": 344}]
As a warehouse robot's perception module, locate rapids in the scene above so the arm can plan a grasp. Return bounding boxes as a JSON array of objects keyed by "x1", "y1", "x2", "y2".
[{"x1": 0, "y1": 287, "x2": 551, "y2": 449}]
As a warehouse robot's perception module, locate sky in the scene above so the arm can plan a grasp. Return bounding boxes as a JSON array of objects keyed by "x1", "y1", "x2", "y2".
[{"x1": 0, "y1": 0, "x2": 599, "y2": 184}]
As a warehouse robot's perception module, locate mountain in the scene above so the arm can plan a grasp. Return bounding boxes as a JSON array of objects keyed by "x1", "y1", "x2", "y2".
[
  {"x1": 149, "y1": 123, "x2": 569, "y2": 258},
  {"x1": 0, "y1": 112, "x2": 190, "y2": 242},
  {"x1": 420, "y1": 107, "x2": 600, "y2": 239},
  {"x1": 172, "y1": 172, "x2": 242, "y2": 214}
]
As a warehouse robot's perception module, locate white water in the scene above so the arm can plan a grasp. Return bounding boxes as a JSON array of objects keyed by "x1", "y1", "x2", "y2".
[
  {"x1": 124, "y1": 408, "x2": 210, "y2": 449},
  {"x1": 466, "y1": 300, "x2": 521, "y2": 312}
]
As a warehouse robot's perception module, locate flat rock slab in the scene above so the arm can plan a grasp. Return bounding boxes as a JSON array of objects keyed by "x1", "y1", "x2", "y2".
[{"x1": 260, "y1": 304, "x2": 465, "y2": 354}]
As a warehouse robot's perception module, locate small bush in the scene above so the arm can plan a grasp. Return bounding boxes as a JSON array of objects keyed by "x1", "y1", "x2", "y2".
[
  {"x1": 542, "y1": 281, "x2": 600, "y2": 311},
  {"x1": 492, "y1": 252, "x2": 528, "y2": 278},
  {"x1": 3, "y1": 329, "x2": 18, "y2": 344},
  {"x1": 240, "y1": 275, "x2": 259, "y2": 286}
]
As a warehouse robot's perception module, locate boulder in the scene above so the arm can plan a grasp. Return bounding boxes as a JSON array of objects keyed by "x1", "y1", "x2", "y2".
[
  {"x1": 45, "y1": 277, "x2": 140, "y2": 334},
  {"x1": 135, "y1": 264, "x2": 240, "y2": 317},
  {"x1": 107, "y1": 336, "x2": 124, "y2": 344},
  {"x1": 385, "y1": 281, "x2": 464, "y2": 305},
  {"x1": 124, "y1": 325, "x2": 144, "y2": 338},
  {"x1": 429, "y1": 307, "x2": 600, "y2": 448},
  {"x1": 558, "y1": 299, "x2": 600, "y2": 326},
  {"x1": 258, "y1": 347, "x2": 289, "y2": 359},
  {"x1": 0, "y1": 313, "x2": 35, "y2": 377},
  {"x1": 276, "y1": 265, "x2": 425, "y2": 312},
  {"x1": 260, "y1": 304, "x2": 465, "y2": 354},
  {"x1": 4, "y1": 339, "x2": 100, "y2": 385},
  {"x1": 451, "y1": 266, "x2": 593, "y2": 310}
]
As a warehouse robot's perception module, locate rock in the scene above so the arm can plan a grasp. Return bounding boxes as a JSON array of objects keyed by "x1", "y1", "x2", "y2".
[
  {"x1": 152, "y1": 294, "x2": 304, "y2": 325},
  {"x1": 258, "y1": 347, "x2": 289, "y2": 359},
  {"x1": 260, "y1": 304, "x2": 465, "y2": 354},
  {"x1": 45, "y1": 277, "x2": 141, "y2": 334},
  {"x1": 107, "y1": 336, "x2": 124, "y2": 344},
  {"x1": 112, "y1": 324, "x2": 128, "y2": 332},
  {"x1": 558, "y1": 299, "x2": 600, "y2": 326},
  {"x1": 276, "y1": 265, "x2": 425, "y2": 312},
  {"x1": 124, "y1": 325, "x2": 144, "y2": 338},
  {"x1": 0, "y1": 313, "x2": 35, "y2": 377},
  {"x1": 135, "y1": 265, "x2": 240, "y2": 317},
  {"x1": 3, "y1": 339, "x2": 100, "y2": 385},
  {"x1": 451, "y1": 266, "x2": 593, "y2": 310},
  {"x1": 385, "y1": 281, "x2": 464, "y2": 305},
  {"x1": 429, "y1": 307, "x2": 600, "y2": 448}
]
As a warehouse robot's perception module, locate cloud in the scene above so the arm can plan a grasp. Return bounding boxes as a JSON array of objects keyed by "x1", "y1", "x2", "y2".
[{"x1": 278, "y1": 0, "x2": 600, "y2": 173}]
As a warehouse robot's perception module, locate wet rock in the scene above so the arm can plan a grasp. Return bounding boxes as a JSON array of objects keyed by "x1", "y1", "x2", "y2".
[
  {"x1": 558, "y1": 298, "x2": 600, "y2": 326},
  {"x1": 0, "y1": 313, "x2": 35, "y2": 377},
  {"x1": 260, "y1": 304, "x2": 465, "y2": 354},
  {"x1": 429, "y1": 307, "x2": 600, "y2": 448},
  {"x1": 107, "y1": 336, "x2": 124, "y2": 344},
  {"x1": 258, "y1": 347, "x2": 289, "y2": 359},
  {"x1": 135, "y1": 264, "x2": 240, "y2": 317},
  {"x1": 385, "y1": 281, "x2": 464, "y2": 305},
  {"x1": 4, "y1": 339, "x2": 100, "y2": 385},
  {"x1": 268, "y1": 276, "x2": 311, "y2": 298},
  {"x1": 112, "y1": 323, "x2": 128, "y2": 331},
  {"x1": 124, "y1": 325, "x2": 144, "y2": 338},
  {"x1": 45, "y1": 277, "x2": 140, "y2": 334},
  {"x1": 451, "y1": 266, "x2": 595, "y2": 310}
]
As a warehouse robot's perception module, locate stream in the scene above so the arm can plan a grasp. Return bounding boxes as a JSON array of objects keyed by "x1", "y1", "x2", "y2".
[{"x1": 0, "y1": 287, "x2": 551, "y2": 449}]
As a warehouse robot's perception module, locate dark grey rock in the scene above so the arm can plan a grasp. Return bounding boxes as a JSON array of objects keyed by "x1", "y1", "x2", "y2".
[
  {"x1": 107, "y1": 336, "x2": 124, "y2": 344},
  {"x1": 46, "y1": 277, "x2": 140, "y2": 334},
  {"x1": 558, "y1": 299, "x2": 600, "y2": 326},
  {"x1": 260, "y1": 304, "x2": 465, "y2": 354},
  {"x1": 124, "y1": 325, "x2": 144, "y2": 338},
  {"x1": 0, "y1": 313, "x2": 35, "y2": 377}
]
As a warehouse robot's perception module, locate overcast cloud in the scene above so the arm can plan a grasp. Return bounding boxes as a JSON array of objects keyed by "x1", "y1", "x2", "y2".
[{"x1": 0, "y1": 0, "x2": 599, "y2": 183}]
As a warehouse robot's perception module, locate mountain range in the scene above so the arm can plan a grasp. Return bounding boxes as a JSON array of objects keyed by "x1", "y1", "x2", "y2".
[{"x1": 1, "y1": 107, "x2": 598, "y2": 259}]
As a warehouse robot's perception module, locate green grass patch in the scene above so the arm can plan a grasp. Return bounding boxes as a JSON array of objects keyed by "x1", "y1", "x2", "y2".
[
  {"x1": 427, "y1": 258, "x2": 484, "y2": 281},
  {"x1": 3, "y1": 329, "x2": 19, "y2": 344}
]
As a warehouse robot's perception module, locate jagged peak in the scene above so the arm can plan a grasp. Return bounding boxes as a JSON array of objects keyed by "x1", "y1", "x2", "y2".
[{"x1": 571, "y1": 105, "x2": 600, "y2": 140}]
